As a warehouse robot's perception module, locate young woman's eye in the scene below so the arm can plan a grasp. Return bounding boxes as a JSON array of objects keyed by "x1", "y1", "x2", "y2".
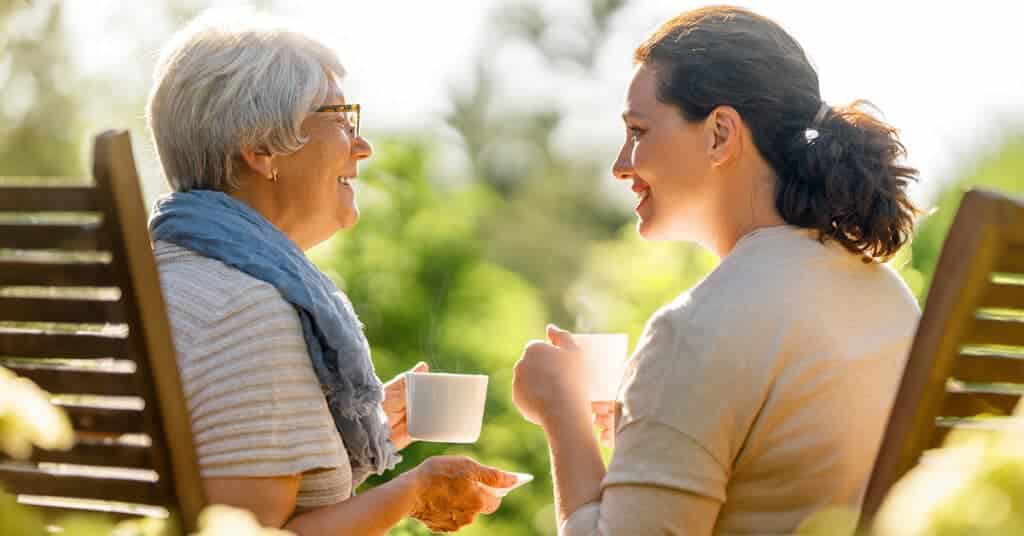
[{"x1": 628, "y1": 127, "x2": 645, "y2": 141}]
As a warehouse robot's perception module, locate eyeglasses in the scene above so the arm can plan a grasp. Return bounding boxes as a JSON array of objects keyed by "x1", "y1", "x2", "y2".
[{"x1": 315, "y1": 103, "x2": 360, "y2": 138}]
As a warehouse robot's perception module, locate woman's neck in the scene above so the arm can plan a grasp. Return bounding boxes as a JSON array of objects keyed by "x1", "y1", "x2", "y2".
[
  {"x1": 227, "y1": 176, "x2": 318, "y2": 251},
  {"x1": 706, "y1": 169, "x2": 786, "y2": 258}
]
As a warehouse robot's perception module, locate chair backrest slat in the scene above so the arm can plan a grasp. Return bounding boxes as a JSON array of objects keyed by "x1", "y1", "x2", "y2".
[
  {"x1": 26, "y1": 437, "x2": 153, "y2": 469},
  {"x1": 0, "y1": 223, "x2": 110, "y2": 250},
  {"x1": 966, "y1": 315, "x2": 1024, "y2": 347},
  {"x1": 0, "y1": 130, "x2": 205, "y2": 533},
  {"x1": 941, "y1": 389, "x2": 1020, "y2": 418},
  {"x1": 58, "y1": 404, "x2": 147, "y2": 435},
  {"x1": 996, "y1": 247, "x2": 1024, "y2": 273},
  {"x1": 0, "y1": 330, "x2": 130, "y2": 360},
  {"x1": 950, "y1": 352, "x2": 1024, "y2": 383},
  {"x1": 0, "y1": 464, "x2": 164, "y2": 504},
  {"x1": 0, "y1": 185, "x2": 98, "y2": 211},
  {"x1": 978, "y1": 281, "x2": 1024, "y2": 310},
  {"x1": 860, "y1": 189, "x2": 1024, "y2": 528},
  {"x1": 0, "y1": 261, "x2": 117, "y2": 287},
  {"x1": 3, "y1": 361, "x2": 142, "y2": 396},
  {"x1": 0, "y1": 297, "x2": 125, "y2": 324}
]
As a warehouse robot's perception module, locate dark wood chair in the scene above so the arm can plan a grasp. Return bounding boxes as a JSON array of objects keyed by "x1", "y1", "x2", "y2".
[
  {"x1": 859, "y1": 188, "x2": 1024, "y2": 529},
  {"x1": 0, "y1": 130, "x2": 205, "y2": 532}
]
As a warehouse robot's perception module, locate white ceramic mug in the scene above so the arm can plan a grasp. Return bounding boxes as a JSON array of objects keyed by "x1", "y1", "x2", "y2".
[
  {"x1": 573, "y1": 333, "x2": 629, "y2": 402},
  {"x1": 406, "y1": 372, "x2": 488, "y2": 443}
]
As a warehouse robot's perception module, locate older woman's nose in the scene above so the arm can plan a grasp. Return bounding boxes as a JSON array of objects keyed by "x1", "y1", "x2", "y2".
[{"x1": 353, "y1": 136, "x2": 373, "y2": 161}]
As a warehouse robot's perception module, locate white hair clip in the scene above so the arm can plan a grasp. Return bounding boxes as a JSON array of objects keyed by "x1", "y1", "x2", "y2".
[{"x1": 804, "y1": 101, "x2": 829, "y2": 143}]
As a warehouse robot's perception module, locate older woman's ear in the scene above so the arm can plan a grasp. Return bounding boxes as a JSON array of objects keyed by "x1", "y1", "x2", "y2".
[{"x1": 239, "y1": 146, "x2": 276, "y2": 181}]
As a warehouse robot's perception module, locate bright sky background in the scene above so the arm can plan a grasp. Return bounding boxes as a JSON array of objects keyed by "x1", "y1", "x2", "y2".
[{"x1": 64, "y1": 0, "x2": 1024, "y2": 203}]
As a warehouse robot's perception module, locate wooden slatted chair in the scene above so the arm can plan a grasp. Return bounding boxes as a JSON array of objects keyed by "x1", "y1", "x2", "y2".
[
  {"x1": 0, "y1": 130, "x2": 205, "y2": 532},
  {"x1": 859, "y1": 188, "x2": 1024, "y2": 529}
]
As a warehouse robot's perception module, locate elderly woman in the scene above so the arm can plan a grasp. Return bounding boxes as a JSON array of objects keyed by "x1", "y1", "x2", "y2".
[
  {"x1": 145, "y1": 13, "x2": 514, "y2": 535},
  {"x1": 512, "y1": 6, "x2": 921, "y2": 536}
]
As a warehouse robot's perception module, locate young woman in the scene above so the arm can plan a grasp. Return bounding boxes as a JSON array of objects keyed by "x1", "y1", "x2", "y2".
[{"x1": 512, "y1": 6, "x2": 921, "y2": 535}]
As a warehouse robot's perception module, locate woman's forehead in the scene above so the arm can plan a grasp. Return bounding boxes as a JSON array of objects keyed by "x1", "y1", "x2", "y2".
[
  {"x1": 627, "y1": 64, "x2": 657, "y2": 102},
  {"x1": 324, "y1": 76, "x2": 345, "y2": 104}
]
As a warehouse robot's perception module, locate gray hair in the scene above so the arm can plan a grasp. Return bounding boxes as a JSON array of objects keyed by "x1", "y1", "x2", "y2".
[{"x1": 146, "y1": 11, "x2": 346, "y2": 192}]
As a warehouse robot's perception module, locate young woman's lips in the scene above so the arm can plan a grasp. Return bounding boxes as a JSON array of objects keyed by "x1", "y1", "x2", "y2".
[
  {"x1": 635, "y1": 192, "x2": 650, "y2": 212},
  {"x1": 632, "y1": 182, "x2": 650, "y2": 212}
]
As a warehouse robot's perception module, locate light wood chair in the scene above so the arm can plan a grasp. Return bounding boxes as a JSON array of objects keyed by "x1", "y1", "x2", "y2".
[
  {"x1": 859, "y1": 188, "x2": 1024, "y2": 528},
  {"x1": 0, "y1": 130, "x2": 205, "y2": 532}
]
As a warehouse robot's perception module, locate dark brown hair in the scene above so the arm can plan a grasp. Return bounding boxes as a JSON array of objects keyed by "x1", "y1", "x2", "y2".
[{"x1": 634, "y1": 6, "x2": 919, "y2": 262}]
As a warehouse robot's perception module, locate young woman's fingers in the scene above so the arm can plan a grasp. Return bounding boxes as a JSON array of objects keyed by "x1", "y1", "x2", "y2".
[{"x1": 591, "y1": 400, "x2": 615, "y2": 415}]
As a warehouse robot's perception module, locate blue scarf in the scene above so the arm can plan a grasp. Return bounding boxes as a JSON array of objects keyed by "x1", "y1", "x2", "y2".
[{"x1": 149, "y1": 190, "x2": 399, "y2": 484}]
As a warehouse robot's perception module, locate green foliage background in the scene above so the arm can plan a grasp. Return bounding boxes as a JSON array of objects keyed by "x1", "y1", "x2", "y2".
[{"x1": 1, "y1": 1, "x2": 1023, "y2": 535}]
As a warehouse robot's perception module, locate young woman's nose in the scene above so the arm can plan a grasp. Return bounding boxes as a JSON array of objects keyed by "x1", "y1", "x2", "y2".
[{"x1": 612, "y1": 144, "x2": 635, "y2": 180}]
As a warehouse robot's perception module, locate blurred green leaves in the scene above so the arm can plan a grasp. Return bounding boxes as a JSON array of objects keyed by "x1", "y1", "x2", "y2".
[
  {"x1": 900, "y1": 137, "x2": 1024, "y2": 302},
  {"x1": 0, "y1": 366, "x2": 73, "y2": 460},
  {"x1": 0, "y1": 0, "x2": 84, "y2": 176},
  {"x1": 872, "y1": 418, "x2": 1024, "y2": 536},
  {"x1": 311, "y1": 138, "x2": 556, "y2": 535},
  {"x1": 569, "y1": 226, "x2": 718, "y2": 340}
]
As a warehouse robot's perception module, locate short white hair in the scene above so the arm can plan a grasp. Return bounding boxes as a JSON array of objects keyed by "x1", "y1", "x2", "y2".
[{"x1": 146, "y1": 11, "x2": 346, "y2": 192}]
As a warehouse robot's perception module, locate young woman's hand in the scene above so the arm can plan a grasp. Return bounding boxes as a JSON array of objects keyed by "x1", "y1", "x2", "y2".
[
  {"x1": 591, "y1": 401, "x2": 616, "y2": 448},
  {"x1": 382, "y1": 361, "x2": 429, "y2": 451},
  {"x1": 512, "y1": 325, "x2": 590, "y2": 428},
  {"x1": 408, "y1": 456, "x2": 516, "y2": 533}
]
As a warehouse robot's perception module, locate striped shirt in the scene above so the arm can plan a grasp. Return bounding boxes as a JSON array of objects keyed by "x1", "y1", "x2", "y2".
[{"x1": 153, "y1": 240, "x2": 352, "y2": 511}]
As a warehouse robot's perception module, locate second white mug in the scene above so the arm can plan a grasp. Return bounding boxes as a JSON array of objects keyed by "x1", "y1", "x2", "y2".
[{"x1": 573, "y1": 333, "x2": 629, "y2": 402}]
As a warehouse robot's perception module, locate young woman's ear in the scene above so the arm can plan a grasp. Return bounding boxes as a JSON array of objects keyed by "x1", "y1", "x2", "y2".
[{"x1": 704, "y1": 105, "x2": 743, "y2": 167}]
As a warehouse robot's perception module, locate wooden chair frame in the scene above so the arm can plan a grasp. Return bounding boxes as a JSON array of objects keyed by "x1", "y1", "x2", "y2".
[
  {"x1": 860, "y1": 188, "x2": 1024, "y2": 528},
  {"x1": 0, "y1": 130, "x2": 205, "y2": 532}
]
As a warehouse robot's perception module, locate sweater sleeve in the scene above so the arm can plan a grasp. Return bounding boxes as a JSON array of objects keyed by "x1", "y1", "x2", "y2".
[{"x1": 160, "y1": 261, "x2": 351, "y2": 482}]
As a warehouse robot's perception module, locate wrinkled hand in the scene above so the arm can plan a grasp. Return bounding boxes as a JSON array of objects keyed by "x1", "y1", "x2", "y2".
[
  {"x1": 410, "y1": 456, "x2": 516, "y2": 533},
  {"x1": 383, "y1": 361, "x2": 429, "y2": 451},
  {"x1": 592, "y1": 401, "x2": 616, "y2": 448},
  {"x1": 512, "y1": 325, "x2": 589, "y2": 427}
]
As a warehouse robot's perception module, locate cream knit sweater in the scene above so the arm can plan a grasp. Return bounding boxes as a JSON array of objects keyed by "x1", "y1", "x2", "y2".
[{"x1": 153, "y1": 240, "x2": 353, "y2": 511}]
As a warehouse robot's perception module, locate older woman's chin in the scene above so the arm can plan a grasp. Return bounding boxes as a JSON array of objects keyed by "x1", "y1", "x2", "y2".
[{"x1": 338, "y1": 207, "x2": 360, "y2": 230}]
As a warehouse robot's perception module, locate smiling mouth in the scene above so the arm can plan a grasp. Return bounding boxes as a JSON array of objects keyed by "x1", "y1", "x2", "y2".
[
  {"x1": 634, "y1": 185, "x2": 650, "y2": 209},
  {"x1": 337, "y1": 176, "x2": 353, "y2": 186}
]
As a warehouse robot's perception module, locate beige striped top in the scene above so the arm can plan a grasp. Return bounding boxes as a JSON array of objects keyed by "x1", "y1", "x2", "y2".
[{"x1": 153, "y1": 240, "x2": 353, "y2": 512}]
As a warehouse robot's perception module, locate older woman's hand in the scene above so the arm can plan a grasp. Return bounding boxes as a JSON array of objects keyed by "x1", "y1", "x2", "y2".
[
  {"x1": 383, "y1": 361, "x2": 429, "y2": 451},
  {"x1": 409, "y1": 456, "x2": 516, "y2": 533},
  {"x1": 512, "y1": 325, "x2": 590, "y2": 428}
]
